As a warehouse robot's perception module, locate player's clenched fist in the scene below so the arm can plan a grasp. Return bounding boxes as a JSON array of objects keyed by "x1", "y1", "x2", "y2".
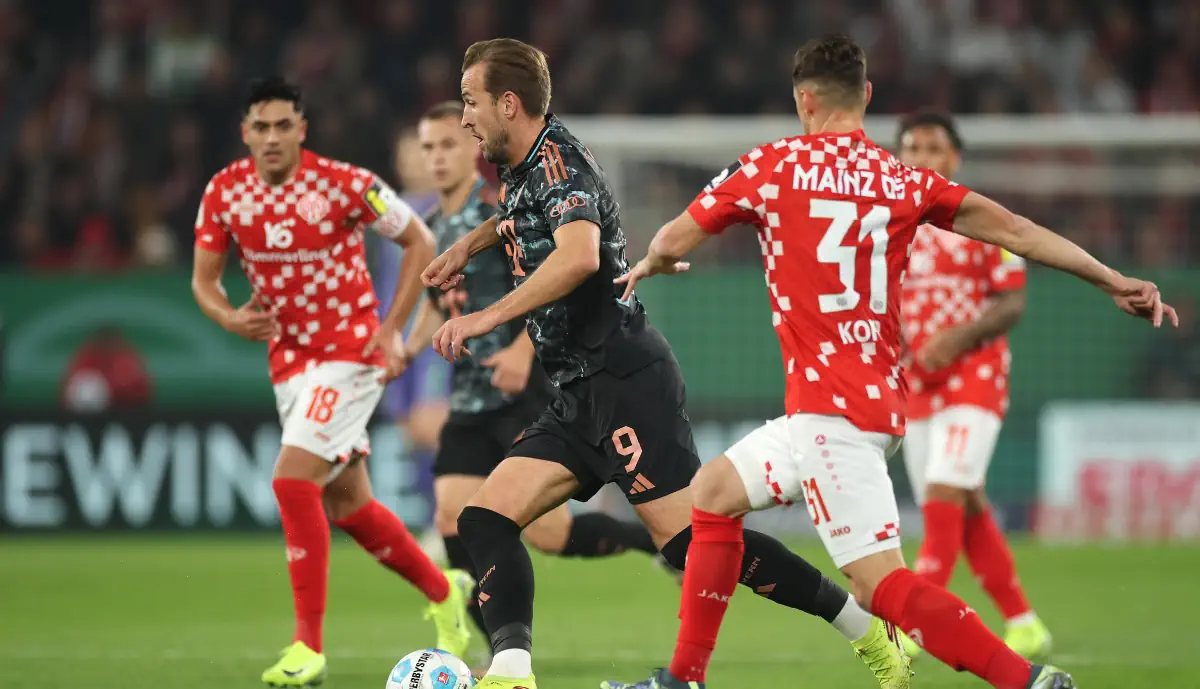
[
  {"x1": 422, "y1": 242, "x2": 470, "y2": 292},
  {"x1": 221, "y1": 298, "x2": 279, "y2": 341},
  {"x1": 1106, "y1": 274, "x2": 1180, "y2": 328}
]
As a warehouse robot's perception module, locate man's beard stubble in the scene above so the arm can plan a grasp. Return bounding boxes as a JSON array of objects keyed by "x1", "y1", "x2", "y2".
[{"x1": 482, "y1": 128, "x2": 510, "y2": 165}]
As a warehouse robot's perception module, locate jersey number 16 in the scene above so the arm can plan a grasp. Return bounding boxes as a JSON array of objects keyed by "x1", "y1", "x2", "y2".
[{"x1": 812, "y1": 199, "x2": 892, "y2": 315}]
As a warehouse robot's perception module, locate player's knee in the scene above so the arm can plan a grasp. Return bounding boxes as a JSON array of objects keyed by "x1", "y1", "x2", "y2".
[
  {"x1": 320, "y1": 456, "x2": 373, "y2": 521},
  {"x1": 965, "y1": 487, "x2": 990, "y2": 516},
  {"x1": 322, "y1": 483, "x2": 372, "y2": 522},
  {"x1": 457, "y1": 505, "x2": 521, "y2": 550},
  {"x1": 273, "y1": 445, "x2": 329, "y2": 483},
  {"x1": 690, "y1": 456, "x2": 752, "y2": 517},
  {"x1": 324, "y1": 493, "x2": 368, "y2": 522}
]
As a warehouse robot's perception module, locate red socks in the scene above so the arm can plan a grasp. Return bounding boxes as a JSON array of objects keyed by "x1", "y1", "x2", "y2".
[
  {"x1": 273, "y1": 478, "x2": 330, "y2": 653},
  {"x1": 335, "y1": 500, "x2": 449, "y2": 603},
  {"x1": 668, "y1": 508, "x2": 744, "y2": 683},
  {"x1": 915, "y1": 500, "x2": 966, "y2": 587},
  {"x1": 871, "y1": 568, "x2": 1032, "y2": 689},
  {"x1": 273, "y1": 481, "x2": 450, "y2": 654},
  {"x1": 965, "y1": 510, "x2": 1032, "y2": 620}
]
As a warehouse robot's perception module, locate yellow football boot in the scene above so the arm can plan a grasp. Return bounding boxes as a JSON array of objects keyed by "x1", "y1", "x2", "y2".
[
  {"x1": 852, "y1": 618, "x2": 913, "y2": 689},
  {"x1": 261, "y1": 641, "x2": 326, "y2": 687}
]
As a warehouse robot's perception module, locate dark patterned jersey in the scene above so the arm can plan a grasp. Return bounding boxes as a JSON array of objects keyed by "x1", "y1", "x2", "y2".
[
  {"x1": 494, "y1": 115, "x2": 667, "y2": 386},
  {"x1": 426, "y1": 179, "x2": 527, "y2": 414}
]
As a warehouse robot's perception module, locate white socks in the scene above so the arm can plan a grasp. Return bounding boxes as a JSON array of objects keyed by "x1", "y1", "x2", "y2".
[
  {"x1": 831, "y1": 596, "x2": 875, "y2": 642},
  {"x1": 488, "y1": 648, "x2": 532, "y2": 678}
]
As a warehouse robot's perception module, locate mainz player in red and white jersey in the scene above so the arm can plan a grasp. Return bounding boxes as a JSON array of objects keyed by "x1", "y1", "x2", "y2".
[
  {"x1": 895, "y1": 111, "x2": 1051, "y2": 662},
  {"x1": 608, "y1": 35, "x2": 1176, "y2": 689},
  {"x1": 191, "y1": 78, "x2": 473, "y2": 687}
]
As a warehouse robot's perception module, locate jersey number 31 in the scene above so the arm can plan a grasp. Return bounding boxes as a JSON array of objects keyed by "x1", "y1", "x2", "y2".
[{"x1": 812, "y1": 199, "x2": 892, "y2": 315}]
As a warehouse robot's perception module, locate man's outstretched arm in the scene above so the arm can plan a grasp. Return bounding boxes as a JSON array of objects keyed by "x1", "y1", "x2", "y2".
[
  {"x1": 949, "y1": 192, "x2": 1178, "y2": 328},
  {"x1": 614, "y1": 212, "x2": 713, "y2": 300}
]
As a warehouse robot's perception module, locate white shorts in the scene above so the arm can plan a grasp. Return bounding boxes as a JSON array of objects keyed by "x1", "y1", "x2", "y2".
[
  {"x1": 903, "y1": 405, "x2": 1002, "y2": 503},
  {"x1": 274, "y1": 361, "x2": 387, "y2": 473},
  {"x1": 726, "y1": 414, "x2": 903, "y2": 568}
]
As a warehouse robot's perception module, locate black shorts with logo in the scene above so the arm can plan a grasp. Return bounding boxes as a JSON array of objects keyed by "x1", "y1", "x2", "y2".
[
  {"x1": 434, "y1": 397, "x2": 543, "y2": 478},
  {"x1": 508, "y1": 354, "x2": 702, "y2": 505}
]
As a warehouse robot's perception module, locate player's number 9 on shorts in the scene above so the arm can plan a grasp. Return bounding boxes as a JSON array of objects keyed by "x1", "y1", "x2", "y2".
[{"x1": 611, "y1": 426, "x2": 642, "y2": 472}]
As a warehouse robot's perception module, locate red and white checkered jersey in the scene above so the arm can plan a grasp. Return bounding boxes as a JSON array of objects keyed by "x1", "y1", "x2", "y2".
[
  {"x1": 900, "y1": 225, "x2": 1026, "y2": 420},
  {"x1": 687, "y1": 130, "x2": 970, "y2": 435},
  {"x1": 194, "y1": 150, "x2": 414, "y2": 384}
]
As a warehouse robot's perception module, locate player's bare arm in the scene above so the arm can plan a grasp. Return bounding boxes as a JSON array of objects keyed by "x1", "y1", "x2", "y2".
[
  {"x1": 432, "y1": 219, "x2": 600, "y2": 361},
  {"x1": 365, "y1": 213, "x2": 437, "y2": 380},
  {"x1": 615, "y1": 211, "x2": 705, "y2": 301},
  {"x1": 916, "y1": 288, "x2": 1025, "y2": 371},
  {"x1": 423, "y1": 215, "x2": 499, "y2": 291},
  {"x1": 192, "y1": 246, "x2": 278, "y2": 341},
  {"x1": 378, "y1": 214, "x2": 438, "y2": 336},
  {"x1": 951, "y1": 191, "x2": 1178, "y2": 328}
]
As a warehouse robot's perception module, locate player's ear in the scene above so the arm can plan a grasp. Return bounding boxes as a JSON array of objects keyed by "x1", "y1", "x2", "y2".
[
  {"x1": 798, "y1": 88, "x2": 816, "y2": 119},
  {"x1": 240, "y1": 118, "x2": 250, "y2": 146},
  {"x1": 864, "y1": 81, "x2": 873, "y2": 108},
  {"x1": 298, "y1": 117, "x2": 307, "y2": 144},
  {"x1": 502, "y1": 91, "x2": 519, "y2": 120}
]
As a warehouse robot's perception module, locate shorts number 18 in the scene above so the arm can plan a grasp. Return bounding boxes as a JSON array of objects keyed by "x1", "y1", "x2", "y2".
[{"x1": 305, "y1": 386, "x2": 340, "y2": 424}]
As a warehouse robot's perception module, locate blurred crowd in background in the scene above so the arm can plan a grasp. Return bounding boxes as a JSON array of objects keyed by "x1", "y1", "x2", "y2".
[{"x1": 0, "y1": 0, "x2": 1199, "y2": 272}]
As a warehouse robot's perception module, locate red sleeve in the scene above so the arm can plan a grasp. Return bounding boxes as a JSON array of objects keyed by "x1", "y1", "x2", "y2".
[
  {"x1": 686, "y1": 151, "x2": 770, "y2": 235},
  {"x1": 346, "y1": 167, "x2": 381, "y2": 223},
  {"x1": 917, "y1": 169, "x2": 971, "y2": 229},
  {"x1": 349, "y1": 166, "x2": 414, "y2": 237},
  {"x1": 193, "y1": 178, "x2": 229, "y2": 254},
  {"x1": 988, "y1": 245, "x2": 1028, "y2": 292}
]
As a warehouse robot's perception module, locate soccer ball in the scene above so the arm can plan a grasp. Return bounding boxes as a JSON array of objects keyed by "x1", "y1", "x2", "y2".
[{"x1": 386, "y1": 648, "x2": 475, "y2": 689}]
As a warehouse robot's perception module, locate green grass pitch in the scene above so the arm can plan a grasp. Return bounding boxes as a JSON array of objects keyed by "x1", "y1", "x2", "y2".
[{"x1": 2, "y1": 536, "x2": 1197, "y2": 688}]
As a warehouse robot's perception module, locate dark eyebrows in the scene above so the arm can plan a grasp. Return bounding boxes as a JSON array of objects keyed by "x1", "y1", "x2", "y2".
[{"x1": 250, "y1": 118, "x2": 294, "y2": 127}]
